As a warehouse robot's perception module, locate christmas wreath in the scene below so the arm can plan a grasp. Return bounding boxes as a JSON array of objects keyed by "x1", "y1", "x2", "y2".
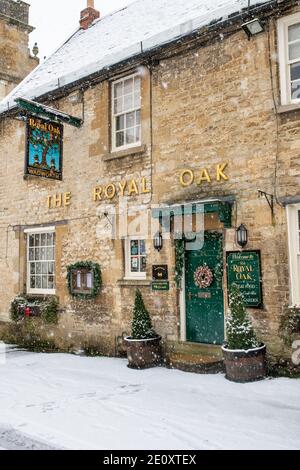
[{"x1": 194, "y1": 265, "x2": 213, "y2": 289}]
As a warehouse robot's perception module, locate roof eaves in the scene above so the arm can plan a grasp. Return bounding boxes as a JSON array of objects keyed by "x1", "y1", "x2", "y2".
[{"x1": 0, "y1": 0, "x2": 289, "y2": 120}]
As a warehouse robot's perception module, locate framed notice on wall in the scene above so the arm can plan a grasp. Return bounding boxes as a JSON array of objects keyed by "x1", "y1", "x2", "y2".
[
  {"x1": 226, "y1": 251, "x2": 263, "y2": 308},
  {"x1": 25, "y1": 116, "x2": 63, "y2": 180}
]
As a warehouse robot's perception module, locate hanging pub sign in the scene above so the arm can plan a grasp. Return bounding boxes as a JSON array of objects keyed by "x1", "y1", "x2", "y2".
[
  {"x1": 227, "y1": 251, "x2": 263, "y2": 308},
  {"x1": 25, "y1": 117, "x2": 63, "y2": 180}
]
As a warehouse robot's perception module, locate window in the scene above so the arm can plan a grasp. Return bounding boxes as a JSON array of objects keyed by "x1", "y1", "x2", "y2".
[
  {"x1": 125, "y1": 238, "x2": 147, "y2": 279},
  {"x1": 278, "y1": 13, "x2": 300, "y2": 105},
  {"x1": 112, "y1": 74, "x2": 141, "y2": 151},
  {"x1": 287, "y1": 205, "x2": 300, "y2": 305},
  {"x1": 26, "y1": 228, "x2": 55, "y2": 294}
]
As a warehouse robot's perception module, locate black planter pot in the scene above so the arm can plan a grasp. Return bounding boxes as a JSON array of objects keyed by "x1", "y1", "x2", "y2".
[
  {"x1": 124, "y1": 336, "x2": 162, "y2": 369},
  {"x1": 222, "y1": 344, "x2": 267, "y2": 383}
]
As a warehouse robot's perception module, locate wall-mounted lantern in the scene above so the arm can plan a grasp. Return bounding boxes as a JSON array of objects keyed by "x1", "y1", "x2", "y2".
[
  {"x1": 236, "y1": 224, "x2": 248, "y2": 248},
  {"x1": 153, "y1": 231, "x2": 163, "y2": 252}
]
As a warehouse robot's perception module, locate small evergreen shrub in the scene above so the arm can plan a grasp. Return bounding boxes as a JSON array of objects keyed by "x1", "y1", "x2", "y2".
[
  {"x1": 226, "y1": 284, "x2": 259, "y2": 350},
  {"x1": 41, "y1": 297, "x2": 59, "y2": 324},
  {"x1": 131, "y1": 289, "x2": 157, "y2": 340},
  {"x1": 10, "y1": 295, "x2": 27, "y2": 322},
  {"x1": 280, "y1": 307, "x2": 300, "y2": 346}
]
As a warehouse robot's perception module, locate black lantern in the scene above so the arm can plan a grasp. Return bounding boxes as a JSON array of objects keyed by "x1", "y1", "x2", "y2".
[
  {"x1": 153, "y1": 231, "x2": 163, "y2": 252},
  {"x1": 236, "y1": 224, "x2": 248, "y2": 248}
]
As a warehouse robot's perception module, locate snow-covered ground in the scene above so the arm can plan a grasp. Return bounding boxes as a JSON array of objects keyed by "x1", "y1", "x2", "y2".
[{"x1": 0, "y1": 346, "x2": 299, "y2": 450}]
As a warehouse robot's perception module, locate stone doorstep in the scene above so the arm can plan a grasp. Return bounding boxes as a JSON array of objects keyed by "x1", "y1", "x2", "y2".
[
  {"x1": 165, "y1": 340, "x2": 223, "y2": 359},
  {"x1": 164, "y1": 340, "x2": 224, "y2": 374},
  {"x1": 166, "y1": 355, "x2": 224, "y2": 375}
]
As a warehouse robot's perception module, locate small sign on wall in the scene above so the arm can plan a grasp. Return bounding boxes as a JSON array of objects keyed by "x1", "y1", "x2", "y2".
[
  {"x1": 152, "y1": 265, "x2": 168, "y2": 280},
  {"x1": 226, "y1": 251, "x2": 263, "y2": 308},
  {"x1": 152, "y1": 281, "x2": 170, "y2": 292}
]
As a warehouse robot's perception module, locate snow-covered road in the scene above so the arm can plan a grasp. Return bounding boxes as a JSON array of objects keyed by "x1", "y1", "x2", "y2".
[{"x1": 0, "y1": 347, "x2": 299, "y2": 450}]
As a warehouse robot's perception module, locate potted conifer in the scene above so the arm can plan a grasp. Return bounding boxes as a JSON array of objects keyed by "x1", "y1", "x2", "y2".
[
  {"x1": 222, "y1": 284, "x2": 266, "y2": 383},
  {"x1": 125, "y1": 289, "x2": 162, "y2": 369}
]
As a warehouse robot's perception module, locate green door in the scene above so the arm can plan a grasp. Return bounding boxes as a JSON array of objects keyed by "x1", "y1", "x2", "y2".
[{"x1": 185, "y1": 232, "x2": 224, "y2": 345}]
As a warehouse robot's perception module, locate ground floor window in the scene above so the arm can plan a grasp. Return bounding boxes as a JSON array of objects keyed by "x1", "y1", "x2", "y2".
[
  {"x1": 287, "y1": 204, "x2": 300, "y2": 305},
  {"x1": 125, "y1": 237, "x2": 147, "y2": 279},
  {"x1": 25, "y1": 227, "x2": 56, "y2": 295}
]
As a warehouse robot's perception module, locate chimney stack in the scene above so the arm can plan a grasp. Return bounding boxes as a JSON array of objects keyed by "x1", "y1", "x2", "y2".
[{"x1": 80, "y1": 0, "x2": 100, "y2": 30}]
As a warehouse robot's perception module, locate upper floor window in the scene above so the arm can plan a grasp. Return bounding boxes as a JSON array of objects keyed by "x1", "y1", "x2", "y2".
[
  {"x1": 112, "y1": 74, "x2": 141, "y2": 151},
  {"x1": 25, "y1": 227, "x2": 56, "y2": 295},
  {"x1": 278, "y1": 13, "x2": 300, "y2": 105},
  {"x1": 287, "y1": 204, "x2": 300, "y2": 306}
]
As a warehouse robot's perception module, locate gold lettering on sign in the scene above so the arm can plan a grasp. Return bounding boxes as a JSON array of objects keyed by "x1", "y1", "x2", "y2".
[
  {"x1": 29, "y1": 118, "x2": 61, "y2": 135},
  {"x1": 93, "y1": 186, "x2": 102, "y2": 201},
  {"x1": 141, "y1": 177, "x2": 150, "y2": 194},
  {"x1": 105, "y1": 184, "x2": 116, "y2": 200},
  {"x1": 118, "y1": 181, "x2": 127, "y2": 197},
  {"x1": 47, "y1": 192, "x2": 72, "y2": 209},
  {"x1": 64, "y1": 192, "x2": 72, "y2": 206},
  {"x1": 216, "y1": 163, "x2": 228, "y2": 182},
  {"x1": 128, "y1": 179, "x2": 139, "y2": 196},
  {"x1": 198, "y1": 169, "x2": 211, "y2": 185},
  {"x1": 179, "y1": 163, "x2": 229, "y2": 187},
  {"x1": 180, "y1": 169, "x2": 194, "y2": 187},
  {"x1": 92, "y1": 177, "x2": 151, "y2": 202},
  {"x1": 54, "y1": 194, "x2": 62, "y2": 208}
]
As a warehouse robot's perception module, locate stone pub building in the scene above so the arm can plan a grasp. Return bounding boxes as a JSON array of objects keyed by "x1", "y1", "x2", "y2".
[{"x1": 0, "y1": 0, "x2": 300, "y2": 372}]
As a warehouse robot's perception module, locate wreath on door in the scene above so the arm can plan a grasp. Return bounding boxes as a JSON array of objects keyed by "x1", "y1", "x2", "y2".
[{"x1": 194, "y1": 264, "x2": 214, "y2": 289}]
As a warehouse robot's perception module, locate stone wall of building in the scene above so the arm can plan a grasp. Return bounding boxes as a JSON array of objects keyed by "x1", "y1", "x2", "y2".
[
  {"x1": 0, "y1": 4, "x2": 300, "y2": 361},
  {"x1": 0, "y1": 0, "x2": 38, "y2": 100}
]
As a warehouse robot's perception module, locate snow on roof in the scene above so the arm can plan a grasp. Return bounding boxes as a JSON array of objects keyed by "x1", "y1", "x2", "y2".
[{"x1": 0, "y1": 0, "x2": 270, "y2": 115}]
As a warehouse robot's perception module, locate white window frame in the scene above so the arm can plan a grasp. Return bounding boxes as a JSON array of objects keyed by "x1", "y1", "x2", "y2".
[
  {"x1": 124, "y1": 237, "x2": 147, "y2": 280},
  {"x1": 111, "y1": 73, "x2": 141, "y2": 152},
  {"x1": 287, "y1": 204, "x2": 300, "y2": 306},
  {"x1": 25, "y1": 226, "x2": 56, "y2": 295},
  {"x1": 278, "y1": 12, "x2": 300, "y2": 105}
]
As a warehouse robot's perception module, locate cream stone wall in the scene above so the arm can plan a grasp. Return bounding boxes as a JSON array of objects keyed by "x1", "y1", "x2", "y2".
[{"x1": 0, "y1": 5, "x2": 300, "y2": 360}]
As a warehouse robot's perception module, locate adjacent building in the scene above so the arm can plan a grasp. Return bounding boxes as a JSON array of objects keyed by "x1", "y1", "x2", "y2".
[
  {"x1": 0, "y1": 0, "x2": 300, "y2": 372},
  {"x1": 0, "y1": 0, "x2": 38, "y2": 100}
]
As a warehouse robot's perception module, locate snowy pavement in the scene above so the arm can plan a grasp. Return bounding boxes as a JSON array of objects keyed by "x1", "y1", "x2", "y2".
[{"x1": 0, "y1": 347, "x2": 299, "y2": 450}]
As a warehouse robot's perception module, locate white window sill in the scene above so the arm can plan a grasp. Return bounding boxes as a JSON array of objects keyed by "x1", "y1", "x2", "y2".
[
  {"x1": 27, "y1": 290, "x2": 56, "y2": 296},
  {"x1": 103, "y1": 144, "x2": 146, "y2": 162},
  {"x1": 118, "y1": 279, "x2": 151, "y2": 287},
  {"x1": 277, "y1": 103, "x2": 300, "y2": 114}
]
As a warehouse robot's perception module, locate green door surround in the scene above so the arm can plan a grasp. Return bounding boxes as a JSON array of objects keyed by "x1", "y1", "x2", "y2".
[
  {"x1": 185, "y1": 232, "x2": 224, "y2": 345},
  {"x1": 152, "y1": 201, "x2": 232, "y2": 229}
]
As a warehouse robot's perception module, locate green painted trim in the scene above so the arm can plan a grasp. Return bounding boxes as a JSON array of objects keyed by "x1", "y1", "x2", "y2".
[
  {"x1": 16, "y1": 98, "x2": 83, "y2": 128},
  {"x1": 152, "y1": 201, "x2": 232, "y2": 228}
]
